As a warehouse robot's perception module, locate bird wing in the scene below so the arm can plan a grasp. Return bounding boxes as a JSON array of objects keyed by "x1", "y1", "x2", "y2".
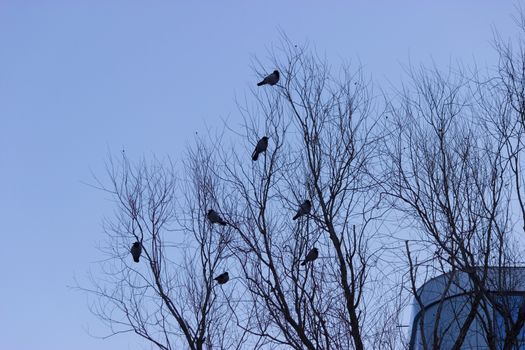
[
  {"x1": 306, "y1": 250, "x2": 314, "y2": 260},
  {"x1": 300, "y1": 203, "x2": 308, "y2": 213},
  {"x1": 306, "y1": 248, "x2": 318, "y2": 261},
  {"x1": 210, "y1": 211, "x2": 220, "y2": 222},
  {"x1": 268, "y1": 72, "x2": 279, "y2": 84}
]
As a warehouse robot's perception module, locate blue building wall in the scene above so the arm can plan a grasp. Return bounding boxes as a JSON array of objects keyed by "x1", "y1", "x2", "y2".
[{"x1": 409, "y1": 268, "x2": 525, "y2": 350}]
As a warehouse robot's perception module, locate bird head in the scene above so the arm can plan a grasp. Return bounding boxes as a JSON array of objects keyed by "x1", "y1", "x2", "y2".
[
  {"x1": 133, "y1": 241, "x2": 140, "y2": 247},
  {"x1": 313, "y1": 247, "x2": 318, "y2": 253},
  {"x1": 263, "y1": 136, "x2": 269, "y2": 140},
  {"x1": 208, "y1": 209, "x2": 213, "y2": 214},
  {"x1": 305, "y1": 200, "x2": 311, "y2": 206},
  {"x1": 273, "y1": 70, "x2": 279, "y2": 75}
]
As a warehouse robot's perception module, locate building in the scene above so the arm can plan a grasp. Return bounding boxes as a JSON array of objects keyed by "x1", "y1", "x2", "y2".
[{"x1": 409, "y1": 267, "x2": 525, "y2": 349}]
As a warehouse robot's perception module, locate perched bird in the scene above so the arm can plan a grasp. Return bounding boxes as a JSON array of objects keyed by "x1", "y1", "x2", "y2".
[
  {"x1": 257, "y1": 70, "x2": 280, "y2": 86},
  {"x1": 293, "y1": 200, "x2": 312, "y2": 220},
  {"x1": 214, "y1": 272, "x2": 229, "y2": 285},
  {"x1": 301, "y1": 247, "x2": 319, "y2": 266},
  {"x1": 130, "y1": 241, "x2": 142, "y2": 263},
  {"x1": 207, "y1": 209, "x2": 227, "y2": 226},
  {"x1": 252, "y1": 136, "x2": 269, "y2": 161}
]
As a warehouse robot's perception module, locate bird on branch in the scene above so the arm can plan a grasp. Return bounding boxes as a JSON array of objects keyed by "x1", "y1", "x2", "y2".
[
  {"x1": 252, "y1": 136, "x2": 269, "y2": 161},
  {"x1": 130, "y1": 241, "x2": 142, "y2": 263},
  {"x1": 214, "y1": 272, "x2": 229, "y2": 284},
  {"x1": 207, "y1": 209, "x2": 227, "y2": 226},
  {"x1": 293, "y1": 200, "x2": 312, "y2": 220},
  {"x1": 257, "y1": 70, "x2": 280, "y2": 86},
  {"x1": 301, "y1": 247, "x2": 319, "y2": 266}
]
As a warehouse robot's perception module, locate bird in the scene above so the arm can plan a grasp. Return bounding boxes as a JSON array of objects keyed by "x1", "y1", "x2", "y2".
[
  {"x1": 257, "y1": 70, "x2": 280, "y2": 86},
  {"x1": 293, "y1": 200, "x2": 312, "y2": 220},
  {"x1": 130, "y1": 241, "x2": 142, "y2": 263},
  {"x1": 301, "y1": 247, "x2": 319, "y2": 266},
  {"x1": 252, "y1": 136, "x2": 269, "y2": 161},
  {"x1": 207, "y1": 209, "x2": 227, "y2": 226},
  {"x1": 214, "y1": 272, "x2": 229, "y2": 284}
]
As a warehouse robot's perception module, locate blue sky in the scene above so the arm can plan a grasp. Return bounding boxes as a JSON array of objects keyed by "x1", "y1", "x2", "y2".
[{"x1": 0, "y1": 1, "x2": 519, "y2": 349}]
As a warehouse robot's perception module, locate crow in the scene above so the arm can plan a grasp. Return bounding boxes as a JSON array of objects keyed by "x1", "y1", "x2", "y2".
[
  {"x1": 252, "y1": 136, "x2": 269, "y2": 161},
  {"x1": 301, "y1": 247, "x2": 319, "y2": 266},
  {"x1": 130, "y1": 241, "x2": 142, "y2": 263},
  {"x1": 257, "y1": 70, "x2": 280, "y2": 86},
  {"x1": 207, "y1": 209, "x2": 227, "y2": 226},
  {"x1": 293, "y1": 200, "x2": 312, "y2": 220},
  {"x1": 214, "y1": 272, "x2": 229, "y2": 284}
]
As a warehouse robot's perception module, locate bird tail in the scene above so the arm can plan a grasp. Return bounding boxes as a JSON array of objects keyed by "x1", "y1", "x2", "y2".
[
  {"x1": 292, "y1": 214, "x2": 299, "y2": 220},
  {"x1": 257, "y1": 81, "x2": 265, "y2": 86},
  {"x1": 252, "y1": 151, "x2": 259, "y2": 161},
  {"x1": 133, "y1": 257, "x2": 140, "y2": 263},
  {"x1": 219, "y1": 220, "x2": 227, "y2": 226}
]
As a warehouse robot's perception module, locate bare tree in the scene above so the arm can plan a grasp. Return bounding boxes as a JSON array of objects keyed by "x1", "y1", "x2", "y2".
[
  {"x1": 85, "y1": 19, "x2": 525, "y2": 348},
  {"x1": 383, "y1": 39, "x2": 525, "y2": 347},
  {"x1": 83, "y1": 152, "x2": 246, "y2": 350},
  {"x1": 197, "y1": 40, "x2": 397, "y2": 350},
  {"x1": 85, "y1": 39, "x2": 404, "y2": 349}
]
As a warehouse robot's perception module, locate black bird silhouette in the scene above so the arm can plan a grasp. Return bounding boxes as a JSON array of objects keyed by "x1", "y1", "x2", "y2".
[
  {"x1": 301, "y1": 247, "x2": 319, "y2": 265},
  {"x1": 130, "y1": 241, "x2": 142, "y2": 263},
  {"x1": 207, "y1": 209, "x2": 227, "y2": 226},
  {"x1": 214, "y1": 272, "x2": 229, "y2": 284},
  {"x1": 257, "y1": 70, "x2": 280, "y2": 86},
  {"x1": 293, "y1": 200, "x2": 312, "y2": 220},
  {"x1": 252, "y1": 136, "x2": 269, "y2": 161}
]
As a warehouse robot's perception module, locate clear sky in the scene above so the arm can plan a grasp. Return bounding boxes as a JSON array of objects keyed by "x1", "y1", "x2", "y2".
[{"x1": 0, "y1": 1, "x2": 520, "y2": 349}]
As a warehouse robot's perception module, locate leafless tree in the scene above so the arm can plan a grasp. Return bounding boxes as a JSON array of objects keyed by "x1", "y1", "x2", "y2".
[
  {"x1": 382, "y1": 21, "x2": 525, "y2": 346},
  {"x1": 85, "y1": 38, "x2": 404, "y2": 349},
  {"x1": 85, "y1": 19, "x2": 525, "y2": 348},
  {"x1": 83, "y1": 152, "x2": 247, "y2": 350},
  {"x1": 198, "y1": 39, "x2": 397, "y2": 350}
]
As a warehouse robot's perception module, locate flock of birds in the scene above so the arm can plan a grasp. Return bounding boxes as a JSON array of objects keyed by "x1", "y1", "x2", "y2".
[{"x1": 129, "y1": 70, "x2": 319, "y2": 285}]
